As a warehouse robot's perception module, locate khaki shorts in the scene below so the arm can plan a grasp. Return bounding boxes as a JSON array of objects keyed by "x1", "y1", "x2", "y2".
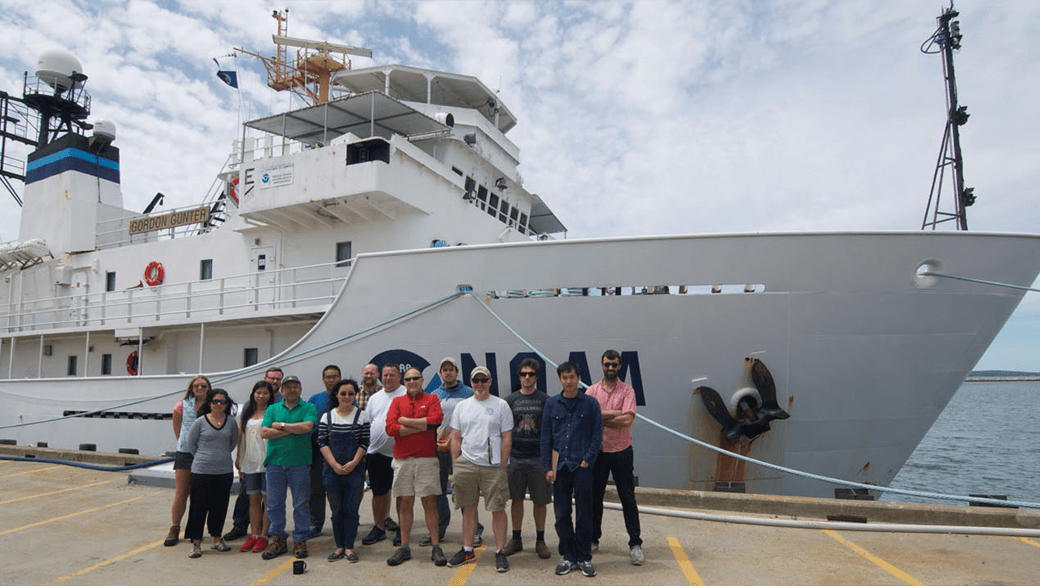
[
  {"x1": 391, "y1": 456, "x2": 441, "y2": 498},
  {"x1": 451, "y1": 457, "x2": 509, "y2": 512}
]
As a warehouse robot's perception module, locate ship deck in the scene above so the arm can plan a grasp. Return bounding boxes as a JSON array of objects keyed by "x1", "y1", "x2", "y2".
[{"x1": 2, "y1": 449, "x2": 1039, "y2": 585}]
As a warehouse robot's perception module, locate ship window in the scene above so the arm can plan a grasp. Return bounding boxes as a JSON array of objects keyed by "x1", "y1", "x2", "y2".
[
  {"x1": 477, "y1": 185, "x2": 488, "y2": 211},
  {"x1": 105, "y1": 272, "x2": 116, "y2": 292},
  {"x1": 101, "y1": 353, "x2": 112, "y2": 375},
  {"x1": 346, "y1": 138, "x2": 390, "y2": 165},
  {"x1": 519, "y1": 212, "x2": 528, "y2": 234},
  {"x1": 499, "y1": 199, "x2": 510, "y2": 222},
  {"x1": 487, "y1": 193, "x2": 499, "y2": 218},
  {"x1": 336, "y1": 241, "x2": 352, "y2": 268},
  {"x1": 509, "y1": 207, "x2": 519, "y2": 227},
  {"x1": 452, "y1": 167, "x2": 464, "y2": 177},
  {"x1": 244, "y1": 348, "x2": 259, "y2": 367},
  {"x1": 200, "y1": 259, "x2": 213, "y2": 281},
  {"x1": 67, "y1": 355, "x2": 77, "y2": 376}
]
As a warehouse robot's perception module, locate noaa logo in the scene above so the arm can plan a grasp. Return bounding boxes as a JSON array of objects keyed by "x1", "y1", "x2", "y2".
[{"x1": 262, "y1": 173, "x2": 271, "y2": 184}]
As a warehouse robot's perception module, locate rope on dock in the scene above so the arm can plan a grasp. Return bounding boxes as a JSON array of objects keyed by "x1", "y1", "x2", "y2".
[
  {"x1": 0, "y1": 455, "x2": 173, "y2": 471},
  {"x1": 920, "y1": 271, "x2": 1040, "y2": 293},
  {"x1": 465, "y1": 291, "x2": 1040, "y2": 510}
]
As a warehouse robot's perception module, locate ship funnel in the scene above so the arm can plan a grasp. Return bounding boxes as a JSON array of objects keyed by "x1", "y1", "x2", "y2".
[{"x1": 35, "y1": 49, "x2": 86, "y2": 92}]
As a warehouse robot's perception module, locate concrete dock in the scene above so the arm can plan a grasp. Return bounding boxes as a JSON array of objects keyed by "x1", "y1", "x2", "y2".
[{"x1": 2, "y1": 448, "x2": 1039, "y2": 585}]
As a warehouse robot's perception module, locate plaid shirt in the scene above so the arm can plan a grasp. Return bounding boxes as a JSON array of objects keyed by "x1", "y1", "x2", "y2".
[{"x1": 357, "y1": 383, "x2": 382, "y2": 411}]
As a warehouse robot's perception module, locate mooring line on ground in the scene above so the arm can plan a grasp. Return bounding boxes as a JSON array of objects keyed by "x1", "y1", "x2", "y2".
[
  {"x1": 822, "y1": 529, "x2": 925, "y2": 586},
  {"x1": 38, "y1": 539, "x2": 163, "y2": 585},
  {"x1": 0, "y1": 494, "x2": 147, "y2": 537},
  {"x1": 0, "y1": 464, "x2": 62, "y2": 478},
  {"x1": 0, "y1": 479, "x2": 109, "y2": 505},
  {"x1": 667, "y1": 536, "x2": 707, "y2": 586}
]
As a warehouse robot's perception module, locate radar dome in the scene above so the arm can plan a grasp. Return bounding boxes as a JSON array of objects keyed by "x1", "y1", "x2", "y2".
[
  {"x1": 92, "y1": 120, "x2": 116, "y2": 143},
  {"x1": 36, "y1": 50, "x2": 85, "y2": 92}
]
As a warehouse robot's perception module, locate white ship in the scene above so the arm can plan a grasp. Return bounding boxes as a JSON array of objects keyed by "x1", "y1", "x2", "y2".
[{"x1": 0, "y1": 17, "x2": 1037, "y2": 498}]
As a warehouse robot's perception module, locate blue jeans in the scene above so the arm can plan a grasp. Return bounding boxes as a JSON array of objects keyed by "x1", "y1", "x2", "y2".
[
  {"x1": 325, "y1": 463, "x2": 366, "y2": 549},
  {"x1": 266, "y1": 464, "x2": 311, "y2": 542},
  {"x1": 553, "y1": 464, "x2": 593, "y2": 563}
]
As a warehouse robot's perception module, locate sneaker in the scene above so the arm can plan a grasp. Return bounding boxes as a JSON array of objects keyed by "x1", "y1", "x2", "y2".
[
  {"x1": 590, "y1": 540, "x2": 599, "y2": 553},
  {"x1": 495, "y1": 551, "x2": 510, "y2": 573},
  {"x1": 387, "y1": 545, "x2": 411, "y2": 566},
  {"x1": 555, "y1": 557, "x2": 575, "y2": 575},
  {"x1": 261, "y1": 536, "x2": 287, "y2": 560},
  {"x1": 308, "y1": 525, "x2": 322, "y2": 538},
  {"x1": 420, "y1": 532, "x2": 445, "y2": 547},
  {"x1": 384, "y1": 517, "x2": 399, "y2": 532},
  {"x1": 361, "y1": 525, "x2": 386, "y2": 546},
  {"x1": 252, "y1": 536, "x2": 268, "y2": 553},
  {"x1": 223, "y1": 527, "x2": 247, "y2": 541},
  {"x1": 447, "y1": 548, "x2": 476, "y2": 567},
  {"x1": 211, "y1": 539, "x2": 230, "y2": 552},
  {"x1": 473, "y1": 528, "x2": 483, "y2": 547},
  {"x1": 579, "y1": 560, "x2": 596, "y2": 577},
  {"x1": 188, "y1": 543, "x2": 202, "y2": 559},
  {"x1": 630, "y1": 544, "x2": 645, "y2": 566},
  {"x1": 293, "y1": 540, "x2": 308, "y2": 559},
  {"x1": 536, "y1": 540, "x2": 551, "y2": 559},
  {"x1": 503, "y1": 537, "x2": 523, "y2": 556},
  {"x1": 431, "y1": 544, "x2": 447, "y2": 567},
  {"x1": 164, "y1": 525, "x2": 180, "y2": 547},
  {"x1": 240, "y1": 535, "x2": 258, "y2": 552}
]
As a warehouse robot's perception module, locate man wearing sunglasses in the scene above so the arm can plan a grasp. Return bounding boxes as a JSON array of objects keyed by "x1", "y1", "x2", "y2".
[
  {"x1": 384, "y1": 367, "x2": 446, "y2": 567},
  {"x1": 586, "y1": 350, "x2": 644, "y2": 566},
  {"x1": 502, "y1": 358, "x2": 552, "y2": 559},
  {"x1": 445, "y1": 366, "x2": 513, "y2": 573}
]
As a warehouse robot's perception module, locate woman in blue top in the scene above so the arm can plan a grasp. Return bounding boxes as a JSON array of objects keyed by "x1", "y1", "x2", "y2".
[
  {"x1": 165, "y1": 375, "x2": 210, "y2": 547},
  {"x1": 318, "y1": 379, "x2": 370, "y2": 562},
  {"x1": 185, "y1": 388, "x2": 239, "y2": 558}
]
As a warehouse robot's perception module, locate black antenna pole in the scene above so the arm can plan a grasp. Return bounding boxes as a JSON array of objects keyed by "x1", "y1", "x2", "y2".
[{"x1": 921, "y1": 2, "x2": 973, "y2": 230}]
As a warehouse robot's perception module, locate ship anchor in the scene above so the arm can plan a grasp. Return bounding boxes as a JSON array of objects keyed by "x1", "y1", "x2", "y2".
[{"x1": 697, "y1": 358, "x2": 790, "y2": 443}]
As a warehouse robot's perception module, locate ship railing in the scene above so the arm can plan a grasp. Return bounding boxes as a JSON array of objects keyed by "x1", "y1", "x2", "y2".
[{"x1": 0, "y1": 260, "x2": 350, "y2": 333}]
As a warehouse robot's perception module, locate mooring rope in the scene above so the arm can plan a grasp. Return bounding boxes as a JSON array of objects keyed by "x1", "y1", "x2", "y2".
[
  {"x1": 920, "y1": 271, "x2": 1040, "y2": 294},
  {"x1": 0, "y1": 291, "x2": 463, "y2": 430},
  {"x1": 0, "y1": 455, "x2": 173, "y2": 471},
  {"x1": 465, "y1": 291, "x2": 1040, "y2": 509}
]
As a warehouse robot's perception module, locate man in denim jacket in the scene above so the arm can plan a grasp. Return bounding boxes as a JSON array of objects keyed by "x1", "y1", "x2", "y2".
[{"x1": 540, "y1": 361, "x2": 602, "y2": 578}]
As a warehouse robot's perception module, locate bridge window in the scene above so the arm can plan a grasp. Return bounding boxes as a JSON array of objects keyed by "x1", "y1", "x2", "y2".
[{"x1": 200, "y1": 259, "x2": 213, "y2": 280}]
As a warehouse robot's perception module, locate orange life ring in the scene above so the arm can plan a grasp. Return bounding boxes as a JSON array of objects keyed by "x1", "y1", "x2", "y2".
[
  {"x1": 144, "y1": 261, "x2": 164, "y2": 286},
  {"x1": 126, "y1": 351, "x2": 139, "y2": 376},
  {"x1": 229, "y1": 176, "x2": 240, "y2": 205}
]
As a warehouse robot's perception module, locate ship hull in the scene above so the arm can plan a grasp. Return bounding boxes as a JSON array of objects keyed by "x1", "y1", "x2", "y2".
[{"x1": 1, "y1": 231, "x2": 1037, "y2": 497}]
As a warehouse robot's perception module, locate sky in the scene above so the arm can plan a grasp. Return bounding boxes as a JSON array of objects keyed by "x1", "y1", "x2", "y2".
[{"x1": 0, "y1": 0, "x2": 1036, "y2": 370}]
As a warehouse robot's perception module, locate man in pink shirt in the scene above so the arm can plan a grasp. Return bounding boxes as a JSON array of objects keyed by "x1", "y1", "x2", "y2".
[{"x1": 585, "y1": 349, "x2": 644, "y2": 566}]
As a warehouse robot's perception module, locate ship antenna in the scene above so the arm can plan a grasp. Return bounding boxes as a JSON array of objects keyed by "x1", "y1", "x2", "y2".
[
  {"x1": 921, "y1": 2, "x2": 972, "y2": 231},
  {"x1": 234, "y1": 9, "x2": 372, "y2": 106}
]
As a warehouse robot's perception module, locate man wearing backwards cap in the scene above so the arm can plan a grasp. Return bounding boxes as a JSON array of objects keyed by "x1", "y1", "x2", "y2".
[
  {"x1": 445, "y1": 366, "x2": 513, "y2": 573},
  {"x1": 259, "y1": 375, "x2": 318, "y2": 561}
]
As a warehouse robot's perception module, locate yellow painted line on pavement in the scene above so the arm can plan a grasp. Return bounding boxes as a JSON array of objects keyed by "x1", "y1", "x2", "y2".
[
  {"x1": 251, "y1": 541, "x2": 327, "y2": 585},
  {"x1": 0, "y1": 494, "x2": 146, "y2": 537},
  {"x1": 447, "y1": 546, "x2": 486, "y2": 586},
  {"x1": 0, "y1": 480, "x2": 110, "y2": 505},
  {"x1": 0, "y1": 465, "x2": 62, "y2": 478},
  {"x1": 667, "y1": 535, "x2": 706, "y2": 586},
  {"x1": 1016, "y1": 537, "x2": 1040, "y2": 550},
  {"x1": 822, "y1": 530, "x2": 925, "y2": 586},
  {"x1": 39, "y1": 540, "x2": 163, "y2": 585}
]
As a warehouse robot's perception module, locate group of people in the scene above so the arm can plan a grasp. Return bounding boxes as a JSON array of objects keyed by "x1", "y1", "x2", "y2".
[{"x1": 161, "y1": 350, "x2": 644, "y2": 577}]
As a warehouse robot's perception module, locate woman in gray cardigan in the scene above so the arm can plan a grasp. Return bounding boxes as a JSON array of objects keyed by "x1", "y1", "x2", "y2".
[{"x1": 185, "y1": 388, "x2": 239, "y2": 558}]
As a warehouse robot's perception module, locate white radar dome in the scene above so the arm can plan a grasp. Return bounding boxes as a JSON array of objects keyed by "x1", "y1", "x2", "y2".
[
  {"x1": 36, "y1": 49, "x2": 84, "y2": 92},
  {"x1": 92, "y1": 120, "x2": 116, "y2": 143}
]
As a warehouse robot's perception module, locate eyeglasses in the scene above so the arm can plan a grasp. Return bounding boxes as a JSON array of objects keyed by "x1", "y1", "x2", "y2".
[
  {"x1": 211, "y1": 399, "x2": 228, "y2": 405},
  {"x1": 472, "y1": 377, "x2": 490, "y2": 384},
  {"x1": 603, "y1": 362, "x2": 620, "y2": 368},
  {"x1": 519, "y1": 372, "x2": 537, "y2": 377},
  {"x1": 404, "y1": 376, "x2": 422, "y2": 382}
]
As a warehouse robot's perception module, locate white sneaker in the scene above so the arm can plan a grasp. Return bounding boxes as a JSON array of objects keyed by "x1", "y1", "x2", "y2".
[{"x1": 630, "y1": 544, "x2": 645, "y2": 565}]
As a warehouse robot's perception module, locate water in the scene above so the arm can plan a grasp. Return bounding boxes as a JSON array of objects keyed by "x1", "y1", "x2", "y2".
[{"x1": 883, "y1": 380, "x2": 1040, "y2": 506}]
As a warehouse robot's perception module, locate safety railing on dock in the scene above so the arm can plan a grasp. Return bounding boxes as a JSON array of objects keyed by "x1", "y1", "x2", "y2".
[{"x1": 0, "y1": 260, "x2": 350, "y2": 333}]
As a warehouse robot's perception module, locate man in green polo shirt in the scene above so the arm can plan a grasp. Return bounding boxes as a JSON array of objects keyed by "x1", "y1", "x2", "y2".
[{"x1": 260, "y1": 375, "x2": 318, "y2": 560}]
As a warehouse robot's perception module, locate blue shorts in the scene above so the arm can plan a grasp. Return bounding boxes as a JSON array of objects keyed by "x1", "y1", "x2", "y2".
[{"x1": 244, "y1": 472, "x2": 267, "y2": 495}]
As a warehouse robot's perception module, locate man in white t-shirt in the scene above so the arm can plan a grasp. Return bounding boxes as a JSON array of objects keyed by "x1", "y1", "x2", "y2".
[
  {"x1": 361, "y1": 363, "x2": 406, "y2": 546},
  {"x1": 445, "y1": 366, "x2": 513, "y2": 573}
]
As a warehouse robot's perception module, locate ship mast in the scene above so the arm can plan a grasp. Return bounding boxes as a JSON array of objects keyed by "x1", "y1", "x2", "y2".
[
  {"x1": 236, "y1": 9, "x2": 372, "y2": 106},
  {"x1": 921, "y1": 2, "x2": 973, "y2": 231}
]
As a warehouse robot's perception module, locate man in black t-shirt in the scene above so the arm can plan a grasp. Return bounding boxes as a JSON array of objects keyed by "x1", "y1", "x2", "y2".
[{"x1": 502, "y1": 358, "x2": 552, "y2": 559}]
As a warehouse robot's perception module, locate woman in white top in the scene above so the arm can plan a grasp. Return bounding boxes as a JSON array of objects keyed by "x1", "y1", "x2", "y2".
[{"x1": 235, "y1": 380, "x2": 274, "y2": 553}]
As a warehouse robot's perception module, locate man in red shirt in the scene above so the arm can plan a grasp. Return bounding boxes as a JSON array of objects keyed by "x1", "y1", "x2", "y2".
[{"x1": 384, "y1": 367, "x2": 447, "y2": 568}]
